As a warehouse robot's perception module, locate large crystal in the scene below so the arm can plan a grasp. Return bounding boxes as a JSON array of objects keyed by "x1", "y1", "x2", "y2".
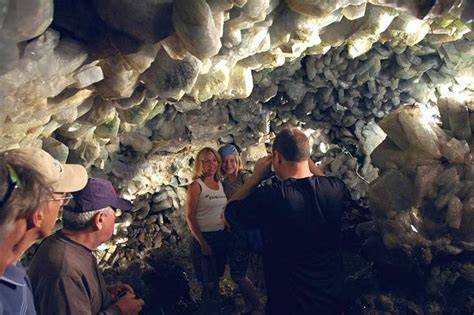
[
  {"x1": 120, "y1": 131, "x2": 153, "y2": 153},
  {"x1": 173, "y1": 0, "x2": 222, "y2": 59},
  {"x1": 219, "y1": 64, "x2": 254, "y2": 99},
  {"x1": 379, "y1": 207, "x2": 432, "y2": 251},
  {"x1": 73, "y1": 62, "x2": 104, "y2": 89},
  {"x1": 0, "y1": 0, "x2": 53, "y2": 42},
  {"x1": 81, "y1": 98, "x2": 117, "y2": 126},
  {"x1": 287, "y1": 0, "x2": 364, "y2": 18},
  {"x1": 241, "y1": 0, "x2": 279, "y2": 19},
  {"x1": 397, "y1": 105, "x2": 442, "y2": 158},
  {"x1": 438, "y1": 97, "x2": 471, "y2": 141},
  {"x1": 368, "y1": 0, "x2": 437, "y2": 18},
  {"x1": 446, "y1": 196, "x2": 463, "y2": 229},
  {"x1": 440, "y1": 138, "x2": 470, "y2": 164},
  {"x1": 359, "y1": 121, "x2": 387, "y2": 156},
  {"x1": 414, "y1": 164, "x2": 443, "y2": 203},
  {"x1": 369, "y1": 169, "x2": 415, "y2": 219},
  {"x1": 455, "y1": 197, "x2": 474, "y2": 241},
  {"x1": 378, "y1": 107, "x2": 409, "y2": 150},
  {"x1": 95, "y1": 115, "x2": 120, "y2": 139},
  {"x1": 142, "y1": 50, "x2": 202, "y2": 99},
  {"x1": 95, "y1": 56, "x2": 140, "y2": 100},
  {"x1": 346, "y1": 5, "x2": 397, "y2": 58},
  {"x1": 189, "y1": 60, "x2": 230, "y2": 103},
  {"x1": 96, "y1": 45, "x2": 158, "y2": 100},
  {"x1": 42, "y1": 137, "x2": 69, "y2": 163}
]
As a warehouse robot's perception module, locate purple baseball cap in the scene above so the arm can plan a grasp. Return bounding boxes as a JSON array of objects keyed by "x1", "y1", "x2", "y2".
[{"x1": 70, "y1": 178, "x2": 132, "y2": 213}]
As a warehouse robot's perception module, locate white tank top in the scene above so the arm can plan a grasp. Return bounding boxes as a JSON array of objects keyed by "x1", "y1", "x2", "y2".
[{"x1": 195, "y1": 178, "x2": 227, "y2": 232}]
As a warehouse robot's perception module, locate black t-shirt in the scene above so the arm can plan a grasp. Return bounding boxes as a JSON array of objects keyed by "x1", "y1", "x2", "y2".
[{"x1": 225, "y1": 175, "x2": 351, "y2": 315}]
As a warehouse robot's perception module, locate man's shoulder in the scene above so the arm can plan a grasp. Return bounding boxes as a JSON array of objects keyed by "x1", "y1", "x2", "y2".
[
  {"x1": 33, "y1": 233, "x2": 69, "y2": 260},
  {"x1": 0, "y1": 263, "x2": 28, "y2": 288},
  {"x1": 312, "y1": 176, "x2": 351, "y2": 203},
  {"x1": 29, "y1": 233, "x2": 91, "y2": 278},
  {"x1": 314, "y1": 175, "x2": 347, "y2": 190}
]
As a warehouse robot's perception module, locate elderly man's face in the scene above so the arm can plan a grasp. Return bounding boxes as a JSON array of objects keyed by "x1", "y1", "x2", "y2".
[
  {"x1": 37, "y1": 192, "x2": 67, "y2": 238},
  {"x1": 0, "y1": 220, "x2": 27, "y2": 275}
]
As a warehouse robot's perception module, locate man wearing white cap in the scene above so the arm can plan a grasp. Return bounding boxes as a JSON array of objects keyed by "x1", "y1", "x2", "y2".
[{"x1": 0, "y1": 147, "x2": 88, "y2": 315}]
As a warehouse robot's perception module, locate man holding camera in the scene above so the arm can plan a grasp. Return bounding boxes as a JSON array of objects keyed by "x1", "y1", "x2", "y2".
[
  {"x1": 29, "y1": 178, "x2": 144, "y2": 315},
  {"x1": 225, "y1": 128, "x2": 351, "y2": 315}
]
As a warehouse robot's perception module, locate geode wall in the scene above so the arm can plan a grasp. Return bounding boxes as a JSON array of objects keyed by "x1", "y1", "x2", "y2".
[{"x1": 1, "y1": 0, "x2": 474, "y2": 312}]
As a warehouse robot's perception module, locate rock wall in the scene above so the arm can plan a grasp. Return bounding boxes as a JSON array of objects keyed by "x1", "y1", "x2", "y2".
[{"x1": 1, "y1": 0, "x2": 473, "y2": 313}]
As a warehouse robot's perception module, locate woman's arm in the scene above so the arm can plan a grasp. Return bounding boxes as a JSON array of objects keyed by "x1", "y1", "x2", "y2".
[{"x1": 186, "y1": 181, "x2": 212, "y2": 255}]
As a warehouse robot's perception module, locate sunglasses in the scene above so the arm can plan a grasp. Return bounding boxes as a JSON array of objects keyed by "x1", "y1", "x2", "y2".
[{"x1": 0, "y1": 164, "x2": 23, "y2": 208}]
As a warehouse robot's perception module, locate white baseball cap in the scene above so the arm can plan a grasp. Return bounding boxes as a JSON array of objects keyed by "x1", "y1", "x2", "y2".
[{"x1": 3, "y1": 148, "x2": 88, "y2": 192}]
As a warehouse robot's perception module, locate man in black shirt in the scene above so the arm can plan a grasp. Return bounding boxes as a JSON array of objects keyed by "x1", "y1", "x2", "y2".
[{"x1": 225, "y1": 128, "x2": 350, "y2": 315}]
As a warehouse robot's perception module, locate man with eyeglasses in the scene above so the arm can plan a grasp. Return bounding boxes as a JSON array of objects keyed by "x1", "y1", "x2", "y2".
[
  {"x1": 29, "y1": 178, "x2": 145, "y2": 315},
  {"x1": 0, "y1": 148, "x2": 88, "y2": 315}
]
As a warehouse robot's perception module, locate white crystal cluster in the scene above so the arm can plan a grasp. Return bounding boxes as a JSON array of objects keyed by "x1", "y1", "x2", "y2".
[
  {"x1": 370, "y1": 100, "x2": 474, "y2": 261},
  {"x1": 0, "y1": 1, "x2": 472, "y2": 150},
  {"x1": 251, "y1": 38, "x2": 473, "y2": 201}
]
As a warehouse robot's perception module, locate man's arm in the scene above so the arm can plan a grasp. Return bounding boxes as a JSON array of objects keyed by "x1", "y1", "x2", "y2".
[
  {"x1": 224, "y1": 156, "x2": 273, "y2": 228},
  {"x1": 34, "y1": 276, "x2": 143, "y2": 315},
  {"x1": 34, "y1": 276, "x2": 94, "y2": 315},
  {"x1": 228, "y1": 156, "x2": 272, "y2": 202},
  {"x1": 309, "y1": 159, "x2": 325, "y2": 176}
]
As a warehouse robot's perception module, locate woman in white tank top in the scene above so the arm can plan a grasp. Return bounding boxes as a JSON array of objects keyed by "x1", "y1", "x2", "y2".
[{"x1": 186, "y1": 147, "x2": 228, "y2": 309}]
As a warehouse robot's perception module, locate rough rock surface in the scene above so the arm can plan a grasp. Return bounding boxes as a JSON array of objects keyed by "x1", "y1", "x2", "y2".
[{"x1": 1, "y1": 1, "x2": 473, "y2": 314}]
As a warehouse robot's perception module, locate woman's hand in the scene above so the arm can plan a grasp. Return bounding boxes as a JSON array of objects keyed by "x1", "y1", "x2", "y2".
[{"x1": 200, "y1": 242, "x2": 213, "y2": 256}]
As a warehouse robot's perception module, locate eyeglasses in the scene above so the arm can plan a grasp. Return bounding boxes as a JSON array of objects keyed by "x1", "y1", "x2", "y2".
[
  {"x1": 0, "y1": 164, "x2": 23, "y2": 208},
  {"x1": 49, "y1": 193, "x2": 73, "y2": 206}
]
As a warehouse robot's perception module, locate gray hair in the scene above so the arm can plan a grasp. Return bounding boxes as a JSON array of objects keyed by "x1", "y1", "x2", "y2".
[
  {"x1": 0, "y1": 155, "x2": 52, "y2": 241},
  {"x1": 62, "y1": 207, "x2": 114, "y2": 231}
]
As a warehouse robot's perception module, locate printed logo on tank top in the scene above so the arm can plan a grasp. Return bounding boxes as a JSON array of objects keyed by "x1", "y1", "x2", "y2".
[{"x1": 204, "y1": 194, "x2": 227, "y2": 200}]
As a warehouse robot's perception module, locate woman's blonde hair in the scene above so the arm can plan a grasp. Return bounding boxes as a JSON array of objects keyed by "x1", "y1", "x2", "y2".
[{"x1": 193, "y1": 147, "x2": 221, "y2": 181}]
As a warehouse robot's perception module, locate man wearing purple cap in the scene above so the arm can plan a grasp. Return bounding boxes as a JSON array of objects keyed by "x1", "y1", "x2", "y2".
[{"x1": 28, "y1": 178, "x2": 144, "y2": 315}]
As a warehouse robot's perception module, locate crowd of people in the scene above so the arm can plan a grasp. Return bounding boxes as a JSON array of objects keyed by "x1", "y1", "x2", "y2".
[
  {"x1": 187, "y1": 128, "x2": 351, "y2": 315},
  {"x1": 0, "y1": 127, "x2": 351, "y2": 315},
  {"x1": 0, "y1": 148, "x2": 144, "y2": 314}
]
